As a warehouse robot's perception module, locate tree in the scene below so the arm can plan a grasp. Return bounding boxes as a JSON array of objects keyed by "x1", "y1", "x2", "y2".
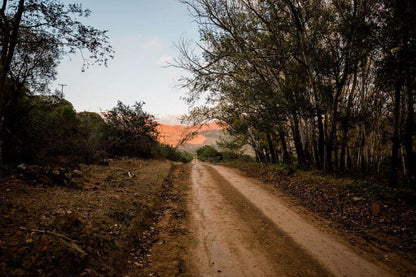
[
  {"x1": 0, "y1": 0, "x2": 113, "y2": 164},
  {"x1": 376, "y1": 0, "x2": 416, "y2": 187},
  {"x1": 103, "y1": 101, "x2": 159, "y2": 158},
  {"x1": 175, "y1": 0, "x2": 400, "y2": 180}
]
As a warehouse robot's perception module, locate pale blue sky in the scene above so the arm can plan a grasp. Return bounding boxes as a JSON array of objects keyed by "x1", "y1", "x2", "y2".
[{"x1": 53, "y1": 0, "x2": 199, "y2": 124}]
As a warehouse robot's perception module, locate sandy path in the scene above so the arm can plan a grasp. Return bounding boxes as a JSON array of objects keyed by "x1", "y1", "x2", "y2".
[{"x1": 187, "y1": 162, "x2": 394, "y2": 277}]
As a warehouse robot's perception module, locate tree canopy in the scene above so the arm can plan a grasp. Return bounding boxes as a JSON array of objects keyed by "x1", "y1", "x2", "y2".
[
  {"x1": 0, "y1": 0, "x2": 114, "y2": 163},
  {"x1": 175, "y1": 0, "x2": 416, "y2": 187}
]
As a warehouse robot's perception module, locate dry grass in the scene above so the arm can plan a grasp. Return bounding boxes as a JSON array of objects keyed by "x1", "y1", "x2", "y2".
[{"x1": 0, "y1": 158, "x2": 172, "y2": 276}]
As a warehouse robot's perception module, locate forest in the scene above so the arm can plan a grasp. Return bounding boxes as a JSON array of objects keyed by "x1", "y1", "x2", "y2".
[{"x1": 175, "y1": 0, "x2": 416, "y2": 187}]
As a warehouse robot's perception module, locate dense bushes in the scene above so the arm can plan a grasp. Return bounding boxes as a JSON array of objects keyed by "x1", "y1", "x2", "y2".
[
  {"x1": 196, "y1": 145, "x2": 254, "y2": 163},
  {"x1": 196, "y1": 145, "x2": 222, "y2": 162},
  {"x1": 76, "y1": 112, "x2": 107, "y2": 163},
  {"x1": 154, "y1": 144, "x2": 193, "y2": 163},
  {"x1": 2, "y1": 95, "x2": 191, "y2": 166},
  {"x1": 102, "y1": 101, "x2": 159, "y2": 158},
  {"x1": 3, "y1": 95, "x2": 80, "y2": 164}
]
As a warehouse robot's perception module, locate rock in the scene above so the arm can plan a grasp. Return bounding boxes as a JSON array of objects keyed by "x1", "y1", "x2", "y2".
[
  {"x1": 352, "y1": 197, "x2": 363, "y2": 201},
  {"x1": 17, "y1": 163, "x2": 27, "y2": 171}
]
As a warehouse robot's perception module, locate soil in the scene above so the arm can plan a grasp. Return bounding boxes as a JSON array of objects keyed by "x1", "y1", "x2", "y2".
[
  {"x1": 225, "y1": 161, "x2": 416, "y2": 276},
  {"x1": 126, "y1": 163, "x2": 192, "y2": 277},
  {"x1": 0, "y1": 158, "x2": 172, "y2": 276},
  {"x1": 187, "y1": 162, "x2": 330, "y2": 276},
  {"x1": 2, "y1": 159, "x2": 413, "y2": 276}
]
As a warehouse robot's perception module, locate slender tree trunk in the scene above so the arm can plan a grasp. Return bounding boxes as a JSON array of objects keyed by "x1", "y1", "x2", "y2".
[
  {"x1": 317, "y1": 114, "x2": 325, "y2": 170},
  {"x1": 291, "y1": 115, "x2": 306, "y2": 166},
  {"x1": 266, "y1": 132, "x2": 277, "y2": 164},
  {"x1": 404, "y1": 82, "x2": 416, "y2": 187},
  {"x1": 279, "y1": 128, "x2": 290, "y2": 164},
  {"x1": 390, "y1": 79, "x2": 402, "y2": 187},
  {"x1": 340, "y1": 67, "x2": 358, "y2": 172},
  {"x1": 0, "y1": 0, "x2": 25, "y2": 165}
]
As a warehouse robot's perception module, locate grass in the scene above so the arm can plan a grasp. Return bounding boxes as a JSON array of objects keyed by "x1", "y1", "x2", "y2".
[{"x1": 0, "y1": 158, "x2": 172, "y2": 276}]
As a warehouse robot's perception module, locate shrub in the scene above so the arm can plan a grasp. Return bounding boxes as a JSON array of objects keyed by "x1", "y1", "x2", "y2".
[
  {"x1": 103, "y1": 101, "x2": 159, "y2": 158},
  {"x1": 155, "y1": 144, "x2": 193, "y2": 163},
  {"x1": 76, "y1": 112, "x2": 107, "y2": 163},
  {"x1": 222, "y1": 151, "x2": 240, "y2": 161},
  {"x1": 196, "y1": 145, "x2": 222, "y2": 162},
  {"x1": 3, "y1": 95, "x2": 79, "y2": 165}
]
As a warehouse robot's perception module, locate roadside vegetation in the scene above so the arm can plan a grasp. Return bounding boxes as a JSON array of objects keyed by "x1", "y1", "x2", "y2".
[
  {"x1": 4, "y1": 95, "x2": 192, "y2": 169},
  {"x1": 176, "y1": 0, "x2": 416, "y2": 189},
  {"x1": 196, "y1": 145, "x2": 254, "y2": 163},
  {"x1": 0, "y1": 2, "x2": 192, "y2": 275},
  {"x1": 178, "y1": 1, "x2": 416, "y2": 266},
  {"x1": 196, "y1": 135, "x2": 255, "y2": 163},
  {"x1": 0, "y1": 0, "x2": 191, "y2": 170}
]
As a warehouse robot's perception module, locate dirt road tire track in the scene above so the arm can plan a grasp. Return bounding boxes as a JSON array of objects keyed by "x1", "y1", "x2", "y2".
[
  {"x1": 187, "y1": 162, "x2": 395, "y2": 277},
  {"x1": 188, "y1": 162, "x2": 330, "y2": 276}
]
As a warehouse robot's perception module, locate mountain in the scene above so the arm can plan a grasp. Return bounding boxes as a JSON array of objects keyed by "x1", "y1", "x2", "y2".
[{"x1": 156, "y1": 122, "x2": 225, "y2": 153}]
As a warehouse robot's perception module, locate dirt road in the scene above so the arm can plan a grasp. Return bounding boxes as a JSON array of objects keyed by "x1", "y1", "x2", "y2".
[{"x1": 187, "y1": 162, "x2": 394, "y2": 277}]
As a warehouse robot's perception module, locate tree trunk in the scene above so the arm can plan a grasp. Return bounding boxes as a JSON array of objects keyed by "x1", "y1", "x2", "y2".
[
  {"x1": 340, "y1": 67, "x2": 358, "y2": 172},
  {"x1": 266, "y1": 132, "x2": 277, "y2": 164},
  {"x1": 291, "y1": 115, "x2": 306, "y2": 166},
  {"x1": 390, "y1": 79, "x2": 402, "y2": 187},
  {"x1": 317, "y1": 113, "x2": 325, "y2": 170},
  {"x1": 404, "y1": 85, "x2": 415, "y2": 186},
  {"x1": 279, "y1": 128, "x2": 290, "y2": 164},
  {"x1": 0, "y1": 0, "x2": 25, "y2": 165}
]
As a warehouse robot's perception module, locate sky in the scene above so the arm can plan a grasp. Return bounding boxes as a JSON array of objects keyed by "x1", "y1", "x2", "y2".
[{"x1": 53, "y1": 0, "x2": 200, "y2": 125}]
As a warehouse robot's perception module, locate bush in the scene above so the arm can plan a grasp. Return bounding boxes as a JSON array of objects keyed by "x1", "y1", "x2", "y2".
[
  {"x1": 2, "y1": 98, "x2": 165, "y2": 166},
  {"x1": 3, "y1": 95, "x2": 80, "y2": 165},
  {"x1": 76, "y1": 112, "x2": 107, "y2": 163},
  {"x1": 240, "y1": 154, "x2": 255, "y2": 162},
  {"x1": 196, "y1": 145, "x2": 256, "y2": 163},
  {"x1": 196, "y1": 145, "x2": 222, "y2": 162},
  {"x1": 222, "y1": 151, "x2": 240, "y2": 161},
  {"x1": 102, "y1": 101, "x2": 159, "y2": 158},
  {"x1": 155, "y1": 144, "x2": 193, "y2": 163}
]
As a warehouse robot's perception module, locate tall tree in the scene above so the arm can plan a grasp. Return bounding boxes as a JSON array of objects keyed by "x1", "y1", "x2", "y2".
[{"x1": 0, "y1": 0, "x2": 113, "y2": 164}]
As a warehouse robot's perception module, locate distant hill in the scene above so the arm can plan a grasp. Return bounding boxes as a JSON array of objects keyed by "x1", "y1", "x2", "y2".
[{"x1": 157, "y1": 122, "x2": 225, "y2": 153}]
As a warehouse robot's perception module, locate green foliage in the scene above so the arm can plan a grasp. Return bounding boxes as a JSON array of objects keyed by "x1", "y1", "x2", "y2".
[
  {"x1": 0, "y1": 0, "x2": 114, "y2": 165},
  {"x1": 216, "y1": 135, "x2": 245, "y2": 155},
  {"x1": 196, "y1": 144, "x2": 256, "y2": 163},
  {"x1": 240, "y1": 155, "x2": 255, "y2": 162},
  {"x1": 2, "y1": 97, "x2": 171, "y2": 165},
  {"x1": 103, "y1": 101, "x2": 159, "y2": 158},
  {"x1": 196, "y1": 145, "x2": 222, "y2": 162},
  {"x1": 15, "y1": 95, "x2": 79, "y2": 164},
  {"x1": 221, "y1": 151, "x2": 239, "y2": 161},
  {"x1": 154, "y1": 144, "x2": 193, "y2": 163},
  {"x1": 176, "y1": 0, "x2": 416, "y2": 187},
  {"x1": 76, "y1": 112, "x2": 107, "y2": 163}
]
